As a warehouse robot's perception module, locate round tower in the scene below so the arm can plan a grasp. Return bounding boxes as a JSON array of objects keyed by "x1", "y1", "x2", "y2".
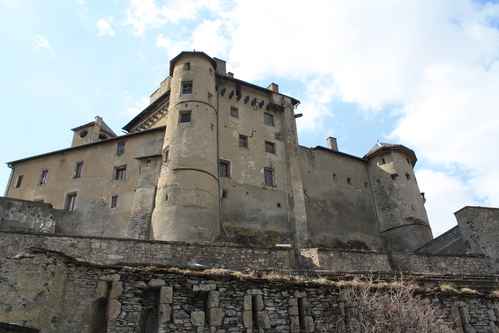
[
  {"x1": 365, "y1": 142, "x2": 433, "y2": 252},
  {"x1": 150, "y1": 52, "x2": 220, "y2": 242}
]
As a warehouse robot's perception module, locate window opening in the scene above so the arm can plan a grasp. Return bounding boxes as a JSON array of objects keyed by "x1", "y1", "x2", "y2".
[
  {"x1": 98, "y1": 133, "x2": 108, "y2": 140},
  {"x1": 184, "y1": 62, "x2": 190, "y2": 71},
  {"x1": 75, "y1": 162, "x2": 84, "y2": 178},
  {"x1": 347, "y1": 177, "x2": 352, "y2": 185},
  {"x1": 391, "y1": 174, "x2": 399, "y2": 180},
  {"x1": 180, "y1": 111, "x2": 191, "y2": 123},
  {"x1": 264, "y1": 113, "x2": 274, "y2": 126},
  {"x1": 39, "y1": 170, "x2": 48, "y2": 185},
  {"x1": 117, "y1": 142, "x2": 125, "y2": 154},
  {"x1": 66, "y1": 193, "x2": 77, "y2": 211},
  {"x1": 230, "y1": 106, "x2": 239, "y2": 118},
  {"x1": 111, "y1": 196, "x2": 118, "y2": 208},
  {"x1": 182, "y1": 82, "x2": 192, "y2": 94},
  {"x1": 239, "y1": 135, "x2": 248, "y2": 148},
  {"x1": 265, "y1": 141, "x2": 275, "y2": 154},
  {"x1": 115, "y1": 166, "x2": 126, "y2": 180},
  {"x1": 381, "y1": 158, "x2": 386, "y2": 165},
  {"x1": 79, "y1": 130, "x2": 88, "y2": 138},
  {"x1": 222, "y1": 190, "x2": 227, "y2": 198},
  {"x1": 264, "y1": 168, "x2": 274, "y2": 186},
  {"x1": 406, "y1": 173, "x2": 411, "y2": 180},
  {"x1": 219, "y1": 160, "x2": 230, "y2": 178},
  {"x1": 407, "y1": 158, "x2": 411, "y2": 164},
  {"x1": 15, "y1": 175, "x2": 23, "y2": 188}
]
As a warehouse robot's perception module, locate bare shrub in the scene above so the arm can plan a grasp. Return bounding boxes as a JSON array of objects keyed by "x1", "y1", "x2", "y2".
[{"x1": 318, "y1": 278, "x2": 456, "y2": 333}]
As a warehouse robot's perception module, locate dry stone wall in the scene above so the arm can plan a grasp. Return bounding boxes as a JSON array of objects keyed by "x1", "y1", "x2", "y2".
[{"x1": 1, "y1": 250, "x2": 499, "y2": 333}]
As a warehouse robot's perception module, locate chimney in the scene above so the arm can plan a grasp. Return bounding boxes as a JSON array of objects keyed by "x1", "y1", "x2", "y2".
[
  {"x1": 227, "y1": 72, "x2": 234, "y2": 78},
  {"x1": 326, "y1": 137, "x2": 338, "y2": 151},
  {"x1": 267, "y1": 83, "x2": 279, "y2": 92}
]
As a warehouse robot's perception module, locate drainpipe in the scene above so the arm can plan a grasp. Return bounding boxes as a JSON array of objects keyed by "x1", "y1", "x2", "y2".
[{"x1": 4, "y1": 163, "x2": 14, "y2": 197}]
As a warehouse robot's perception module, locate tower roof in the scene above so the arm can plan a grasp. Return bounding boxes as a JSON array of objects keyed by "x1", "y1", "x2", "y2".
[{"x1": 364, "y1": 141, "x2": 417, "y2": 166}]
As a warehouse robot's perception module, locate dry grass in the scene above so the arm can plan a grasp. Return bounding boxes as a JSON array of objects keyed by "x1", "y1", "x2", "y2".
[
  {"x1": 460, "y1": 287, "x2": 480, "y2": 294},
  {"x1": 438, "y1": 283, "x2": 457, "y2": 292},
  {"x1": 490, "y1": 290, "x2": 499, "y2": 297}
]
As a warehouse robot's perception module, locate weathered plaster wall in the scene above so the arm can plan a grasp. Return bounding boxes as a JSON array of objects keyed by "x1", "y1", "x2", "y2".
[
  {"x1": 6, "y1": 128, "x2": 164, "y2": 238},
  {"x1": 299, "y1": 147, "x2": 382, "y2": 250},
  {"x1": 367, "y1": 150, "x2": 433, "y2": 252},
  {"x1": 218, "y1": 79, "x2": 297, "y2": 246},
  {"x1": 1, "y1": 251, "x2": 499, "y2": 333}
]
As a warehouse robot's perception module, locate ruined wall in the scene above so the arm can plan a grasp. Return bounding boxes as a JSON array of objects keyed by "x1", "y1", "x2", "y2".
[
  {"x1": 455, "y1": 206, "x2": 499, "y2": 262},
  {"x1": 0, "y1": 197, "x2": 75, "y2": 233},
  {"x1": 1, "y1": 251, "x2": 498, "y2": 333},
  {"x1": 299, "y1": 147, "x2": 382, "y2": 250}
]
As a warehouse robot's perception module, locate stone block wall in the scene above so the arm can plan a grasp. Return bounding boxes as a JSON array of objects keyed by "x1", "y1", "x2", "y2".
[
  {"x1": 1, "y1": 250, "x2": 499, "y2": 333},
  {"x1": 0, "y1": 230, "x2": 294, "y2": 270}
]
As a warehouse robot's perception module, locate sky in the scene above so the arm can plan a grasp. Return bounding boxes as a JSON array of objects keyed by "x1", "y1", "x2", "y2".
[{"x1": 1, "y1": 0, "x2": 499, "y2": 236}]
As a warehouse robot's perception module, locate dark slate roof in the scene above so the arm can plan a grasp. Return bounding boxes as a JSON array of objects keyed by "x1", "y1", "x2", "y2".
[{"x1": 364, "y1": 141, "x2": 417, "y2": 166}]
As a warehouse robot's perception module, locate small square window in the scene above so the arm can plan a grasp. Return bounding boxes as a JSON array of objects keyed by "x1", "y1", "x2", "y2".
[
  {"x1": 182, "y1": 82, "x2": 192, "y2": 94},
  {"x1": 117, "y1": 142, "x2": 125, "y2": 154},
  {"x1": 239, "y1": 135, "x2": 248, "y2": 148},
  {"x1": 264, "y1": 113, "x2": 274, "y2": 126},
  {"x1": 264, "y1": 168, "x2": 274, "y2": 186},
  {"x1": 15, "y1": 175, "x2": 23, "y2": 188},
  {"x1": 180, "y1": 111, "x2": 191, "y2": 123},
  {"x1": 66, "y1": 193, "x2": 77, "y2": 211},
  {"x1": 230, "y1": 107, "x2": 239, "y2": 118},
  {"x1": 391, "y1": 174, "x2": 399, "y2": 180},
  {"x1": 219, "y1": 160, "x2": 230, "y2": 177},
  {"x1": 115, "y1": 166, "x2": 126, "y2": 180},
  {"x1": 39, "y1": 170, "x2": 48, "y2": 185},
  {"x1": 111, "y1": 196, "x2": 118, "y2": 208},
  {"x1": 75, "y1": 162, "x2": 84, "y2": 178},
  {"x1": 265, "y1": 141, "x2": 275, "y2": 154}
]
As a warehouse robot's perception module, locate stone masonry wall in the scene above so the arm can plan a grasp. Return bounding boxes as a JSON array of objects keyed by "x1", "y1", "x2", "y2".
[
  {"x1": 0, "y1": 230, "x2": 294, "y2": 270},
  {"x1": 1, "y1": 251, "x2": 499, "y2": 333}
]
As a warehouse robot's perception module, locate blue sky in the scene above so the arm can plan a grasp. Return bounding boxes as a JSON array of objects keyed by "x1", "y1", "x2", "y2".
[{"x1": 1, "y1": 0, "x2": 499, "y2": 236}]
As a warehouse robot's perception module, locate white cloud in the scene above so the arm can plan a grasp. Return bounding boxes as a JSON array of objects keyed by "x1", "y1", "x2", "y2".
[
  {"x1": 416, "y1": 169, "x2": 478, "y2": 236},
  {"x1": 77, "y1": 0, "x2": 84, "y2": 5},
  {"x1": 97, "y1": 17, "x2": 115, "y2": 36},
  {"x1": 31, "y1": 35, "x2": 54, "y2": 56},
  {"x1": 123, "y1": 0, "x2": 225, "y2": 36},
  {"x1": 118, "y1": 91, "x2": 149, "y2": 117}
]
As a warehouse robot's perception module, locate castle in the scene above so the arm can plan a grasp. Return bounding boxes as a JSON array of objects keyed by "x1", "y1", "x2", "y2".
[{"x1": 1, "y1": 51, "x2": 499, "y2": 332}]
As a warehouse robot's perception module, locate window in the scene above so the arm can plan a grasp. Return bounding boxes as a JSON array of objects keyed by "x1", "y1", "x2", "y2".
[
  {"x1": 184, "y1": 62, "x2": 190, "y2": 71},
  {"x1": 239, "y1": 135, "x2": 248, "y2": 148},
  {"x1": 230, "y1": 107, "x2": 239, "y2": 118},
  {"x1": 391, "y1": 174, "x2": 399, "y2": 180},
  {"x1": 264, "y1": 113, "x2": 274, "y2": 126},
  {"x1": 15, "y1": 175, "x2": 23, "y2": 188},
  {"x1": 406, "y1": 173, "x2": 411, "y2": 180},
  {"x1": 264, "y1": 168, "x2": 274, "y2": 186},
  {"x1": 182, "y1": 82, "x2": 192, "y2": 94},
  {"x1": 117, "y1": 142, "x2": 125, "y2": 154},
  {"x1": 180, "y1": 111, "x2": 191, "y2": 123},
  {"x1": 111, "y1": 196, "x2": 118, "y2": 208},
  {"x1": 75, "y1": 162, "x2": 83, "y2": 178},
  {"x1": 265, "y1": 141, "x2": 275, "y2": 154},
  {"x1": 219, "y1": 160, "x2": 230, "y2": 177},
  {"x1": 115, "y1": 166, "x2": 126, "y2": 180},
  {"x1": 39, "y1": 170, "x2": 48, "y2": 185},
  {"x1": 66, "y1": 193, "x2": 77, "y2": 211}
]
